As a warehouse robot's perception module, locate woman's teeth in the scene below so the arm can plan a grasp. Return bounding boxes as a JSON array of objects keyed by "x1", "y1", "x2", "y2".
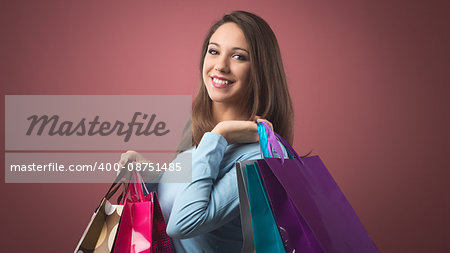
[{"x1": 213, "y1": 77, "x2": 231, "y2": 84}]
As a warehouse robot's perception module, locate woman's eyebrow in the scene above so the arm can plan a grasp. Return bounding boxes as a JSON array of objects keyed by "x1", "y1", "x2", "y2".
[{"x1": 209, "y1": 42, "x2": 249, "y2": 54}]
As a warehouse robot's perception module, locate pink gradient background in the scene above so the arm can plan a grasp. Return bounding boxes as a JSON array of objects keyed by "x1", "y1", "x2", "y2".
[{"x1": 1, "y1": 0, "x2": 448, "y2": 252}]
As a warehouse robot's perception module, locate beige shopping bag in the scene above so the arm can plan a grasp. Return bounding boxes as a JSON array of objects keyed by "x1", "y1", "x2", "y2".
[{"x1": 75, "y1": 169, "x2": 128, "y2": 253}]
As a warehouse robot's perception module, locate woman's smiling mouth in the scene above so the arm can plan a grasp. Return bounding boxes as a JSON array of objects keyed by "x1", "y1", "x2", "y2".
[{"x1": 211, "y1": 75, "x2": 235, "y2": 88}]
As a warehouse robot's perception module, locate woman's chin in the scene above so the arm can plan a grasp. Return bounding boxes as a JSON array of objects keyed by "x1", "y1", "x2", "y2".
[
  {"x1": 209, "y1": 96, "x2": 228, "y2": 104},
  {"x1": 208, "y1": 93, "x2": 234, "y2": 104}
]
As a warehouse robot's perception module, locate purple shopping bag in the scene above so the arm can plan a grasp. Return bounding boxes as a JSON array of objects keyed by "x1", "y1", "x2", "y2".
[
  {"x1": 256, "y1": 122, "x2": 378, "y2": 253},
  {"x1": 256, "y1": 159, "x2": 324, "y2": 253}
]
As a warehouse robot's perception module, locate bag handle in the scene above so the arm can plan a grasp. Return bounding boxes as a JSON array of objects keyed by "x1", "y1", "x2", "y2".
[
  {"x1": 93, "y1": 166, "x2": 129, "y2": 212},
  {"x1": 120, "y1": 170, "x2": 147, "y2": 205},
  {"x1": 273, "y1": 131, "x2": 304, "y2": 165},
  {"x1": 104, "y1": 164, "x2": 129, "y2": 200},
  {"x1": 132, "y1": 171, "x2": 145, "y2": 202},
  {"x1": 135, "y1": 170, "x2": 150, "y2": 195},
  {"x1": 257, "y1": 122, "x2": 271, "y2": 158},
  {"x1": 258, "y1": 122, "x2": 285, "y2": 164},
  {"x1": 257, "y1": 122, "x2": 305, "y2": 166}
]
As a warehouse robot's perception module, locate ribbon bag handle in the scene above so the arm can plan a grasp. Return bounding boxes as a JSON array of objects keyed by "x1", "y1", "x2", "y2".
[
  {"x1": 257, "y1": 122, "x2": 304, "y2": 165},
  {"x1": 257, "y1": 122, "x2": 285, "y2": 164}
]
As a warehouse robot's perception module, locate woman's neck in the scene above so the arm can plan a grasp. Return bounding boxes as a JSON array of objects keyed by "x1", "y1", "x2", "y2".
[{"x1": 212, "y1": 102, "x2": 249, "y2": 124}]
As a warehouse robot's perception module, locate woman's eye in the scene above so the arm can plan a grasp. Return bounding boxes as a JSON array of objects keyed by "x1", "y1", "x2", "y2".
[
  {"x1": 233, "y1": 54, "x2": 247, "y2": 61},
  {"x1": 208, "y1": 49, "x2": 218, "y2": 55}
]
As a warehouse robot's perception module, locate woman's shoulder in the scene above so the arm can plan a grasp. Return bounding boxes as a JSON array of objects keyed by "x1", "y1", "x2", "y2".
[{"x1": 225, "y1": 141, "x2": 261, "y2": 162}]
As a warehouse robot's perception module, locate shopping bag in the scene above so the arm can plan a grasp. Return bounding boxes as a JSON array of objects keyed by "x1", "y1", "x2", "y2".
[
  {"x1": 245, "y1": 161, "x2": 286, "y2": 253},
  {"x1": 256, "y1": 122, "x2": 379, "y2": 253},
  {"x1": 237, "y1": 125, "x2": 315, "y2": 253},
  {"x1": 113, "y1": 171, "x2": 173, "y2": 253},
  {"x1": 236, "y1": 161, "x2": 255, "y2": 253},
  {"x1": 146, "y1": 191, "x2": 174, "y2": 253},
  {"x1": 256, "y1": 123, "x2": 324, "y2": 253},
  {"x1": 75, "y1": 169, "x2": 127, "y2": 253}
]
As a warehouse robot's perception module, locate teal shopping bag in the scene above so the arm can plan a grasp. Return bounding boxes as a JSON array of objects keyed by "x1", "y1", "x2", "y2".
[{"x1": 246, "y1": 162, "x2": 285, "y2": 253}]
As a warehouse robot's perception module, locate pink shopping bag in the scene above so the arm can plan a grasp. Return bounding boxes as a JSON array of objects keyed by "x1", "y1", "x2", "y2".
[{"x1": 113, "y1": 171, "x2": 173, "y2": 253}]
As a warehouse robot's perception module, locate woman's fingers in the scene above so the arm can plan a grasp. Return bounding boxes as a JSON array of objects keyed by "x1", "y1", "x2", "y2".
[
  {"x1": 119, "y1": 153, "x2": 128, "y2": 167},
  {"x1": 119, "y1": 151, "x2": 132, "y2": 165},
  {"x1": 117, "y1": 150, "x2": 139, "y2": 175},
  {"x1": 254, "y1": 116, "x2": 274, "y2": 132}
]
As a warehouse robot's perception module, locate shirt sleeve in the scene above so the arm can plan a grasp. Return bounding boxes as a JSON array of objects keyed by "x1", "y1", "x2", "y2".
[{"x1": 166, "y1": 132, "x2": 260, "y2": 239}]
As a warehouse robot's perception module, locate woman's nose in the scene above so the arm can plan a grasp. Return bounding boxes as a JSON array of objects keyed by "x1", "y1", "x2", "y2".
[{"x1": 214, "y1": 56, "x2": 230, "y2": 73}]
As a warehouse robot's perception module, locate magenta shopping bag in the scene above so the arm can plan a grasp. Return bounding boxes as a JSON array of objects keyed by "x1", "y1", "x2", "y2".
[
  {"x1": 113, "y1": 171, "x2": 173, "y2": 253},
  {"x1": 255, "y1": 122, "x2": 378, "y2": 253},
  {"x1": 147, "y1": 191, "x2": 174, "y2": 253}
]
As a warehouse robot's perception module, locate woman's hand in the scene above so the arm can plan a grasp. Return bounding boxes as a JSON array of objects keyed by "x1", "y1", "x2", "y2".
[
  {"x1": 211, "y1": 116, "x2": 273, "y2": 144},
  {"x1": 118, "y1": 150, "x2": 149, "y2": 168},
  {"x1": 117, "y1": 150, "x2": 161, "y2": 182}
]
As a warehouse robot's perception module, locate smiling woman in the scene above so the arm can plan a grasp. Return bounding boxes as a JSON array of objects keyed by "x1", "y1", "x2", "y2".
[
  {"x1": 203, "y1": 22, "x2": 251, "y2": 106},
  {"x1": 118, "y1": 10, "x2": 294, "y2": 252},
  {"x1": 193, "y1": 11, "x2": 294, "y2": 147}
]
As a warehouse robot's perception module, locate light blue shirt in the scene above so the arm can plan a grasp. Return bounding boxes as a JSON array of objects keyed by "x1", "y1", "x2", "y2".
[{"x1": 146, "y1": 132, "x2": 262, "y2": 253}]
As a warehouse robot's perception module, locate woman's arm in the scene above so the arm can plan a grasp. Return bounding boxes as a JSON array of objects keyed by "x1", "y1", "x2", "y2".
[{"x1": 166, "y1": 132, "x2": 260, "y2": 238}]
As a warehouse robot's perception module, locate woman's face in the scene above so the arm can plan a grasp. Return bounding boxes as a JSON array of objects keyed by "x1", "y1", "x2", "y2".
[{"x1": 202, "y1": 22, "x2": 251, "y2": 105}]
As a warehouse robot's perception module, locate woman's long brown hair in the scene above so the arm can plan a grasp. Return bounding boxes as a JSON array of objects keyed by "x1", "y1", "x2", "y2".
[{"x1": 179, "y1": 10, "x2": 294, "y2": 152}]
